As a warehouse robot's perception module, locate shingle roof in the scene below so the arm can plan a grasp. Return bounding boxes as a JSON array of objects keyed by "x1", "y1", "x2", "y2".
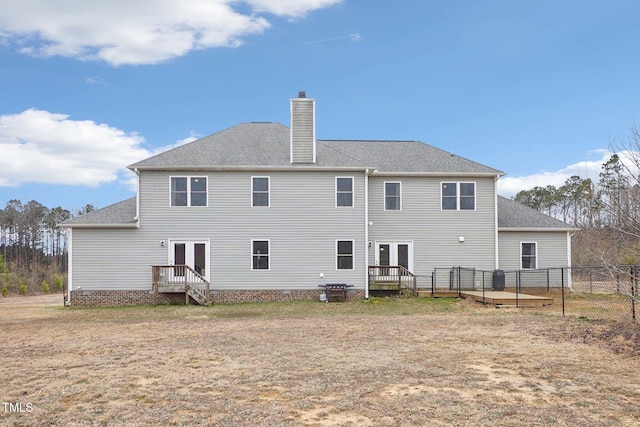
[
  {"x1": 498, "y1": 196, "x2": 576, "y2": 230},
  {"x1": 59, "y1": 197, "x2": 137, "y2": 227},
  {"x1": 129, "y1": 122, "x2": 504, "y2": 175}
]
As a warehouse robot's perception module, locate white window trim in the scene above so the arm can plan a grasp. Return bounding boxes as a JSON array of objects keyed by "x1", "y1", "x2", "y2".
[
  {"x1": 440, "y1": 181, "x2": 476, "y2": 211},
  {"x1": 336, "y1": 239, "x2": 355, "y2": 270},
  {"x1": 335, "y1": 176, "x2": 354, "y2": 208},
  {"x1": 251, "y1": 176, "x2": 270, "y2": 207},
  {"x1": 169, "y1": 176, "x2": 208, "y2": 207},
  {"x1": 251, "y1": 239, "x2": 271, "y2": 271},
  {"x1": 520, "y1": 241, "x2": 538, "y2": 270},
  {"x1": 384, "y1": 181, "x2": 402, "y2": 211}
]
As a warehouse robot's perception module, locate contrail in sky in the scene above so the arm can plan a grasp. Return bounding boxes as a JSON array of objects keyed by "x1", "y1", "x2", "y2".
[{"x1": 304, "y1": 33, "x2": 362, "y2": 44}]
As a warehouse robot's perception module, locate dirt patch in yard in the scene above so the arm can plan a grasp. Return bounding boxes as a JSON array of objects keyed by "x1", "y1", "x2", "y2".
[{"x1": 0, "y1": 296, "x2": 638, "y2": 426}]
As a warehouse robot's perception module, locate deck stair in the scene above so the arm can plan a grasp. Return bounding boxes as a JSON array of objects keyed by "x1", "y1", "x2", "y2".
[{"x1": 152, "y1": 265, "x2": 211, "y2": 306}]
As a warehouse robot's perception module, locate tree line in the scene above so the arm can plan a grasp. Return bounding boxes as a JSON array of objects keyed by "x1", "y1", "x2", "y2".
[
  {"x1": 0, "y1": 200, "x2": 95, "y2": 295},
  {"x1": 514, "y1": 126, "x2": 640, "y2": 266}
]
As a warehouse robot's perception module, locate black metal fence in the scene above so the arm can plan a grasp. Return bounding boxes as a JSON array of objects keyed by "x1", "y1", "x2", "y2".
[
  {"x1": 428, "y1": 266, "x2": 638, "y2": 325},
  {"x1": 567, "y1": 266, "x2": 638, "y2": 325}
]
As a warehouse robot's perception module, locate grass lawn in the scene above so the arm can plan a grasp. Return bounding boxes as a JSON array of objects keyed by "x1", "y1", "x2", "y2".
[{"x1": 0, "y1": 295, "x2": 638, "y2": 426}]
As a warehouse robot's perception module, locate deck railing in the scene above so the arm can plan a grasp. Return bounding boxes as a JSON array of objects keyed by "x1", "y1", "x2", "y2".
[
  {"x1": 368, "y1": 265, "x2": 417, "y2": 296},
  {"x1": 152, "y1": 265, "x2": 210, "y2": 305}
]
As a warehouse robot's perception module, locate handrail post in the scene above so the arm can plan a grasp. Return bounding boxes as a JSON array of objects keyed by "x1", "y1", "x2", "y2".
[{"x1": 185, "y1": 267, "x2": 189, "y2": 305}]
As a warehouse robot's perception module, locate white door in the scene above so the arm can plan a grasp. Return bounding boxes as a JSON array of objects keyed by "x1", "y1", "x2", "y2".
[
  {"x1": 375, "y1": 242, "x2": 413, "y2": 278},
  {"x1": 169, "y1": 240, "x2": 210, "y2": 281}
]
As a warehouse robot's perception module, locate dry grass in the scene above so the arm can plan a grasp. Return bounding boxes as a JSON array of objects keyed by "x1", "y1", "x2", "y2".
[{"x1": 0, "y1": 295, "x2": 639, "y2": 426}]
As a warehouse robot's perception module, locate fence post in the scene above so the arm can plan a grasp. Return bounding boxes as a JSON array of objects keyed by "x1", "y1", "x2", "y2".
[
  {"x1": 431, "y1": 271, "x2": 435, "y2": 296},
  {"x1": 632, "y1": 279, "x2": 636, "y2": 322},
  {"x1": 547, "y1": 269, "x2": 550, "y2": 292}
]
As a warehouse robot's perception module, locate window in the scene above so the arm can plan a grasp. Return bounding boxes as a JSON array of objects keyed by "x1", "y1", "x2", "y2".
[
  {"x1": 441, "y1": 182, "x2": 475, "y2": 210},
  {"x1": 252, "y1": 177, "x2": 270, "y2": 207},
  {"x1": 337, "y1": 240, "x2": 354, "y2": 270},
  {"x1": 521, "y1": 242, "x2": 537, "y2": 269},
  {"x1": 336, "y1": 177, "x2": 354, "y2": 207},
  {"x1": 171, "y1": 177, "x2": 207, "y2": 207},
  {"x1": 252, "y1": 240, "x2": 270, "y2": 270},
  {"x1": 385, "y1": 182, "x2": 401, "y2": 210}
]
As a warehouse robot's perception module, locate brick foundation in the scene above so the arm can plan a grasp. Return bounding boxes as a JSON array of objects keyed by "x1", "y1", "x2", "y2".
[
  {"x1": 70, "y1": 288, "x2": 366, "y2": 307},
  {"x1": 70, "y1": 290, "x2": 184, "y2": 307}
]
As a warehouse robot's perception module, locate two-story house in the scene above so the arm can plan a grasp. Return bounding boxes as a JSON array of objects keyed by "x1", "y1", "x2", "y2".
[{"x1": 61, "y1": 92, "x2": 575, "y2": 307}]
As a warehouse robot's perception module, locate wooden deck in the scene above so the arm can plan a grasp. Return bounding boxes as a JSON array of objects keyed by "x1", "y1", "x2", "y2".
[{"x1": 461, "y1": 291, "x2": 553, "y2": 307}]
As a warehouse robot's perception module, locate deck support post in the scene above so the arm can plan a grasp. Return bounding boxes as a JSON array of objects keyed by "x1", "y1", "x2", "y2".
[{"x1": 185, "y1": 274, "x2": 189, "y2": 305}]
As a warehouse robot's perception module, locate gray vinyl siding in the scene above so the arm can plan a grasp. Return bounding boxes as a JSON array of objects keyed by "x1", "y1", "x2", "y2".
[
  {"x1": 72, "y1": 170, "x2": 366, "y2": 291},
  {"x1": 368, "y1": 176, "x2": 497, "y2": 278},
  {"x1": 498, "y1": 231, "x2": 570, "y2": 288},
  {"x1": 71, "y1": 228, "x2": 155, "y2": 291},
  {"x1": 498, "y1": 231, "x2": 570, "y2": 269},
  {"x1": 142, "y1": 170, "x2": 365, "y2": 290}
]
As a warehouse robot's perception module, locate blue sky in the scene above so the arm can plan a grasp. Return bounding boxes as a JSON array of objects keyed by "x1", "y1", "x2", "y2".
[{"x1": 1, "y1": 0, "x2": 639, "y2": 212}]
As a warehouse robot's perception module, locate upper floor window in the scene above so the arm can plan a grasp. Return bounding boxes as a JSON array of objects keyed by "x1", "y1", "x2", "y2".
[
  {"x1": 336, "y1": 177, "x2": 354, "y2": 207},
  {"x1": 521, "y1": 242, "x2": 537, "y2": 269},
  {"x1": 171, "y1": 177, "x2": 207, "y2": 207},
  {"x1": 441, "y1": 182, "x2": 475, "y2": 210},
  {"x1": 252, "y1": 177, "x2": 270, "y2": 207},
  {"x1": 385, "y1": 182, "x2": 401, "y2": 211}
]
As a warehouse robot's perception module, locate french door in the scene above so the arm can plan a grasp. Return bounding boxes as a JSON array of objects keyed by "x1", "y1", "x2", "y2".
[
  {"x1": 169, "y1": 240, "x2": 210, "y2": 281},
  {"x1": 375, "y1": 241, "x2": 413, "y2": 278}
]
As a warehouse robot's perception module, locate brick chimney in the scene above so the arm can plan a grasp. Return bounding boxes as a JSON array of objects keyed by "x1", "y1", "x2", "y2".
[{"x1": 290, "y1": 91, "x2": 316, "y2": 164}]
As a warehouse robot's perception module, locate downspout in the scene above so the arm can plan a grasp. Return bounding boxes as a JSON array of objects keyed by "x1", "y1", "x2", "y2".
[
  {"x1": 134, "y1": 168, "x2": 140, "y2": 227},
  {"x1": 364, "y1": 169, "x2": 370, "y2": 299},
  {"x1": 67, "y1": 229, "x2": 72, "y2": 305},
  {"x1": 567, "y1": 230, "x2": 577, "y2": 291},
  {"x1": 494, "y1": 175, "x2": 500, "y2": 269}
]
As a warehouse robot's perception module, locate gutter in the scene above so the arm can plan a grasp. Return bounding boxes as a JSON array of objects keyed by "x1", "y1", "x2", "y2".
[
  {"x1": 498, "y1": 227, "x2": 580, "y2": 232},
  {"x1": 58, "y1": 222, "x2": 139, "y2": 229},
  {"x1": 364, "y1": 168, "x2": 370, "y2": 299}
]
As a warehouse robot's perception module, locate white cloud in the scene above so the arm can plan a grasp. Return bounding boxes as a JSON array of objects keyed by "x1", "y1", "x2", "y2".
[
  {"x1": 0, "y1": 109, "x2": 149, "y2": 187},
  {"x1": 498, "y1": 150, "x2": 613, "y2": 198},
  {"x1": 86, "y1": 76, "x2": 108, "y2": 85},
  {"x1": 0, "y1": 109, "x2": 203, "y2": 189},
  {"x1": 247, "y1": 0, "x2": 342, "y2": 17},
  {"x1": 0, "y1": 0, "x2": 342, "y2": 66}
]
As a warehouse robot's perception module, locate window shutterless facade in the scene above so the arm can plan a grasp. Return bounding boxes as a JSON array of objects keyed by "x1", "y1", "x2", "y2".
[
  {"x1": 384, "y1": 182, "x2": 401, "y2": 210},
  {"x1": 336, "y1": 240, "x2": 354, "y2": 270},
  {"x1": 521, "y1": 242, "x2": 537, "y2": 269},
  {"x1": 336, "y1": 177, "x2": 354, "y2": 207},
  {"x1": 441, "y1": 182, "x2": 475, "y2": 210},
  {"x1": 252, "y1": 240, "x2": 270, "y2": 270},
  {"x1": 170, "y1": 176, "x2": 207, "y2": 207},
  {"x1": 252, "y1": 177, "x2": 270, "y2": 207}
]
